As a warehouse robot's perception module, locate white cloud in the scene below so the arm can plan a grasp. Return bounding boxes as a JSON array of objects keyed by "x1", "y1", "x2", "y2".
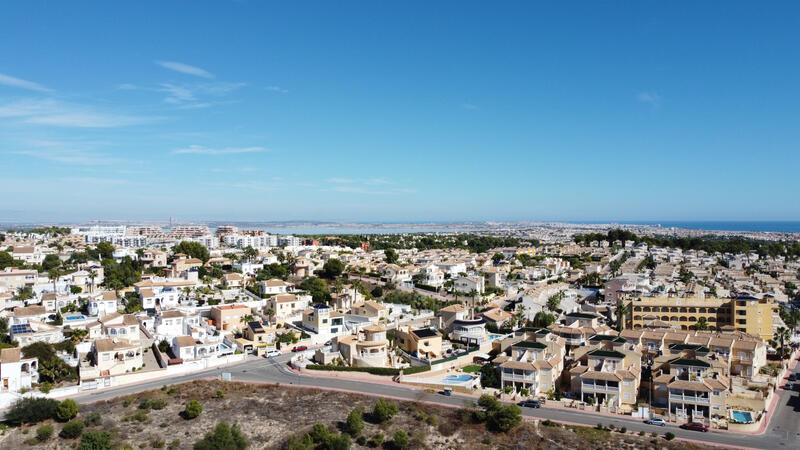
[
  {"x1": 0, "y1": 98, "x2": 155, "y2": 127},
  {"x1": 0, "y1": 73, "x2": 53, "y2": 93},
  {"x1": 265, "y1": 85, "x2": 288, "y2": 94},
  {"x1": 173, "y1": 145, "x2": 266, "y2": 155},
  {"x1": 11, "y1": 139, "x2": 123, "y2": 165},
  {"x1": 636, "y1": 91, "x2": 661, "y2": 107},
  {"x1": 156, "y1": 60, "x2": 214, "y2": 78}
]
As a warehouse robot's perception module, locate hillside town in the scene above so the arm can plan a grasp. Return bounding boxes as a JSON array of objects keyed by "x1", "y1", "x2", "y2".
[{"x1": 1, "y1": 224, "x2": 799, "y2": 436}]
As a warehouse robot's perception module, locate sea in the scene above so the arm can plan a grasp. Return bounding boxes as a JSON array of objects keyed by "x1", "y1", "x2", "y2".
[{"x1": 618, "y1": 221, "x2": 800, "y2": 233}]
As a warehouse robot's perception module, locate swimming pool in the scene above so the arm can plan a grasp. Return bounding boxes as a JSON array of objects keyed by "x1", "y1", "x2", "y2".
[
  {"x1": 440, "y1": 374, "x2": 475, "y2": 385},
  {"x1": 65, "y1": 315, "x2": 86, "y2": 321},
  {"x1": 488, "y1": 334, "x2": 504, "y2": 340},
  {"x1": 731, "y1": 410, "x2": 753, "y2": 423}
]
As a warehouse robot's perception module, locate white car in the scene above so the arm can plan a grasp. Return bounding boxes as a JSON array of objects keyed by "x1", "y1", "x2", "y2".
[{"x1": 265, "y1": 350, "x2": 281, "y2": 358}]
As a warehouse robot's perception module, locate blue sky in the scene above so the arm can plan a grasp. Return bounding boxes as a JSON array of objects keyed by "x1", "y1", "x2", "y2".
[{"x1": 1, "y1": 1, "x2": 799, "y2": 223}]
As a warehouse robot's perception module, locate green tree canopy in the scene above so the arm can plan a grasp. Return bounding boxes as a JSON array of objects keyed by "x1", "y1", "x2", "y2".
[
  {"x1": 193, "y1": 422, "x2": 248, "y2": 450},
  {"x1": 173, "y1": 241, "x2": 210, "y2": 263}
]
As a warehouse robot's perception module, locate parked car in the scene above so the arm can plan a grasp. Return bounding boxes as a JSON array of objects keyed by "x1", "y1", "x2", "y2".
[
  {"x1": 788, "y1": 373, "x2": 797, "y2": 382},
  {"x1": 644, "y1": 418, "x2": 666, "y2": 426},
  {"x1": 291, "y1": 345, "x2": 308, "y2": 352},
  {"x1": 517, "y1": 400, "x2": 541, "y2": 408},
  {"x1": 680, "y1": 422, "x2": 709, "y2": 432},
  {"x1": 441, "y1": 387, "x2": 452, "y2": 396},
  {"x1": 785, "y1": 382, "x2": 794, "y2": 390},
  {"x1": 265, "y1": 350, "x2": 281, "y2": 358}
]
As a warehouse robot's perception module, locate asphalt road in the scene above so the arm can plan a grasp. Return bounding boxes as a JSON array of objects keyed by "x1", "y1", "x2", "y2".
[{"x1": 68, "y1": 354, "x2": 800, "y2": 450}]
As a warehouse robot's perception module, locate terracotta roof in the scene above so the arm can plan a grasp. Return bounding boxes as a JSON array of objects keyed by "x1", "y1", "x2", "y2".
[
  {"x1": 500, "y1": 361, "x2": 536, "y2": 370},
  {"x1": 94, "y1": 338, "x2": 136, "y2": 352},
  {"x1": 0, "y1": 348, "x2": 21, "y2": 363},
  {"x1": 440, "y1": 304, "x2": 467, "y2": 313},
  {"x1": 175, "y1": 336, "x2": 197, "y2": 347},
  {"x1": 12, "y1": 305, "x2": 47, "y2": 317},
  {"x1": 273, "y1": 294, "x2": 297, "y2": 303},
  {"x1": 161, "y1": 310, "x2": 184, "y2": 319},
  {"x1": 580, "y1": 371, "x2": 621, "y2": 381},
  {"x1": 101, "y1": 291, "x2": 118, "y2": 301},
  {"x1": 363, "y1": 324, "x2": 386, "y2": 332},
  {"x1": 668, "y1": 380, "x2": 712, "y2": 392}
]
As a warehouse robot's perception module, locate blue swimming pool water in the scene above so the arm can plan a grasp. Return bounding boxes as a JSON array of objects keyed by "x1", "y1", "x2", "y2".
[
  {"x1": 65, "y1": 315, "x2": 86, "y2": 320},
  {"x1": 731, "y1": 410, "x2": 753, "y2": 423},
  {"x1": 442, "y1": 374, "x2": 474, "y2": 383},
  {"x1": 489, "y1": 334, "x2": 503, "y2": 340}
]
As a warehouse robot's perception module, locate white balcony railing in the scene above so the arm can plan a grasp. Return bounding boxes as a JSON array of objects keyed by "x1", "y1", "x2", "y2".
[{"x1": 669, "y1": 394, "x2": 710, "y2": 404}]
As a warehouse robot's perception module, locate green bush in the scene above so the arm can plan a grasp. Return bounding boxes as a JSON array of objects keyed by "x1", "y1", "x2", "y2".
[
  {"x1": 60, "y1": 419, "x2": 84, "y2": 439},
  {"x1": 346, "y1": 408, "x2": 364, "y2": 436},
  {"x1": 39, "y1": 381, "x2": 53, "y2": 394},
  {"x1": 36, "y1": 424, "x2": 54, "y2": 442},
  {"x1": 138, "y1": 398, "x2": 152, "y2": 410},
  {"x1": 664, "y1": 432, "x2": 675, "y2": 441},
  {"x1": 168, "y1": 439, "x2": 181, "y2": 450},
  {"x1": 84, "y1": 412, "x2": 102, "y2": 427},
  {"x1": 368, "y1": 433, "x2": 384, "y2": 447},
  {"x1": 184, "y1": 400, "x2": 203, "y2": 419},
  {"x1": 57, "y1": 399, "x2": 79, "y2": 421},
  {"x1": 393, "y1": 430, "x2": 409, "y2": 449},
  {"x1": 6, "y1": 397, "x2": 60, "y2": 425},
  {"x1": 372, "y1": 399, "x2": 398, "y2": 423},
  {"x1": 194, "y1": 422, "x2": 248, "y2": 450},
  {"x1": 78, "y1": 431, "x2": 113, "y2": 450},
  {"x1": 305, "y1": 364, "x2": 401, "y2": 376},
  {"x1": 150, "y1": 398, "x2": 167, "y2": 410}
]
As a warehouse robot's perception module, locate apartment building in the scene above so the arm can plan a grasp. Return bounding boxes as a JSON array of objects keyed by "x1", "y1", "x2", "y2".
[
  {"x1": 569, "y1": 337, "x2": 642, "y2": 411},
  {"x1": 625, "y1": 295, "x2": 777, "y2": 340},
  {"x1": 652, "y1": 350, "x2": 730, "y2": 425},
  {"x1": 498, "y1": 328, "x2": 565, "y2": 396}
]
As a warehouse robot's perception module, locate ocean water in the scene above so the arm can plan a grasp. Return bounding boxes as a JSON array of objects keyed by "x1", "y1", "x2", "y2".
[{"x1": 621, "y1": 221, "x2": 800, "y2": 233}]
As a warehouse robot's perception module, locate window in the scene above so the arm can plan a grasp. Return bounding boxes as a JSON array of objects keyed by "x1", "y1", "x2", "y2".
[{"x1": 102, "y1": 353, "x2": 110, "y2": 361}]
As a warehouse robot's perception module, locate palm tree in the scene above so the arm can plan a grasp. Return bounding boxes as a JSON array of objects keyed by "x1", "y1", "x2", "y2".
[
  {"x1": 88, "y1": 270, "x2": 97, "y2": 294},
  {"x1": 546, "y1": 293, "x2": 562, "y2": 313},
  {"x1": 614, "y1": 301, "x2": 629, "y2": 332},
  {"x1": 772, "y1": 327, "x2": 792, "y2": 360},
  {"x1": 48, "y1": 268, "x2": 59, "y2": 295}
]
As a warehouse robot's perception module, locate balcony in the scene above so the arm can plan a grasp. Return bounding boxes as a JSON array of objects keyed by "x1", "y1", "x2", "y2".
[
  {"x1": 582, "y1": 383, "x2": 619, "y2": 393},
  {"x1": 669, "y1": 394, "x2": 710, "y2": 404},
  {"x1": 503, "y1": 372, "x2": 536, "y2": 382}
]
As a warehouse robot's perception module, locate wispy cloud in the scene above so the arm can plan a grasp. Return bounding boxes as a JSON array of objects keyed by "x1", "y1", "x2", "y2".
[
  {"x1": 11, "y1": 139, "x2": 124, "y2": 165},
  {"x1": 326, "y1": 177, "x2": 355, "y2": 184},
  {"x1": 636, "y1": 91, "x2": 661, "y2": 108},
  {"x1": 321, "y1": 176, "x2": 412, "y2": 195},
  {"x1": 0, "y1": 73, "x2": 54, "y2": 93},
  {"x1": 331, "y1": 185, "x2": 416, "y2": 195},
  {"x1": 156, "y1": 61, "x2": 214, "y2": 78},
  {"x1": 173, "y1": 145, "x2": 266, "y2": 155},
  {"x1": 0, "y1": 98, "x2": 155, "y2": 128},
  {"x1": 461, "y1": 103, "x2": 479, "y2": 110},
  {"x1": 59, "y1": 176, "x2": 131, "y2": 185},
  {"x1": 265, "y1": 85, "x2": 289, "y2": 94}
]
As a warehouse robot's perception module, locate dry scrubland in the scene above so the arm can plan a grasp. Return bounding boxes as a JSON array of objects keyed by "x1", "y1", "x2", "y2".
[{"x1": 0, "y1": 380, "x2": 731, "y2": 450}]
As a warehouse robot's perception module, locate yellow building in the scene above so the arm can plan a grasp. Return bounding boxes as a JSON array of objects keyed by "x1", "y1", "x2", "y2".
[{"x1": 625, "y1": 295, "x2": 776, "y2": 340}]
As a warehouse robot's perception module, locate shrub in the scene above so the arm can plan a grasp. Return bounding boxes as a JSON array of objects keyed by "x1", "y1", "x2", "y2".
[
  {"x1": 60, "y1": 419, "x2": 84, "y2": 439},
  {"x1": 151, "y1": 438, "x2": 165, "y2": 448},
  {"x1": 168, "y1": 440, "x2": 181, "y2": 450},
  {"x1": 620, "y1": 427, "x2": 627, "y2": 433},
  {"x1": 79, "y1": 431, "x2": 113, "y2": 450},
  {"x1": 368, "y1": 433, "x2": 384, "y2": 447},
  {"x1": 36, "y1": 424, "x2": 54, "y2": 442},
  {"x1": 57, "y1": 399, "x2": 79, "y2": 421},
  {"x1": 84, "y1": 412, "x2": 102, "y2": 426},
  {"x1": 194, "y1": 422, "x2": 248, "y2": 450},
  {"x1": 346, "y1": 408, "x2": 364, "y2": 436},
  {"x1": 40, "y1": 381, "x2": 53, "y2": 394},
  {"x1": 138, "y1": 398, "x2": 152, "y2": 410},
  {"x1": 392, "y1": 430, "x2": 409, "y2": 449},
  {"x1": 639, "y1": 431, "x2": 645, "y2": 436},
  {"x1": 486, "y1": 404, "x2": 522, "y2": 433},
  {"x1": 132, "y1": 410, "x2": 150, "y2": 423},
  {"x1": 6, "y1": 397, "x2": 60, "y2": 425},
  {"x1": 372, "y1": 399, "x2": 398, "y2": 423},
  {"x1": 215, "y1": 389, "x2": 225, "y2": 398},
  {"x1": 184, "y1": 400, "x2": 202, "y2": 419},
  {"x1": 664, "y1": 432, "x2": 675, "y2": 441},
  {"x1": 123, "y1": 396, "x2": 133, "y2": 407},
  {"x1": 150, "y1": 398, "x2": 167, "y2": 410}
]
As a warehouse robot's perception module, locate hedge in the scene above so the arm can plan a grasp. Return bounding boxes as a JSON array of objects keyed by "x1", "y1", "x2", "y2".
[{"x1": 305, "y1": 364, "x2": 431, "y2": 376}]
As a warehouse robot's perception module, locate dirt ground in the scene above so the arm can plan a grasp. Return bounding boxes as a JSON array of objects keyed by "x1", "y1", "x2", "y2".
[{"x1": 0, "y1": 380, "x2": 731, "y2": 450}]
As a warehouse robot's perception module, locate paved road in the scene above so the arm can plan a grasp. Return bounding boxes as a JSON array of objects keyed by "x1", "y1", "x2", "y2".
[{"x1": 69, "y1": 355, "x2": 799, "y2": 450}]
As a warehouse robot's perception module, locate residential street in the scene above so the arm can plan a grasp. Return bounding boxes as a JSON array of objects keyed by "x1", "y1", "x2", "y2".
[{"x1": 67, "y1": 354, "x2": 800, "y2": 450}]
